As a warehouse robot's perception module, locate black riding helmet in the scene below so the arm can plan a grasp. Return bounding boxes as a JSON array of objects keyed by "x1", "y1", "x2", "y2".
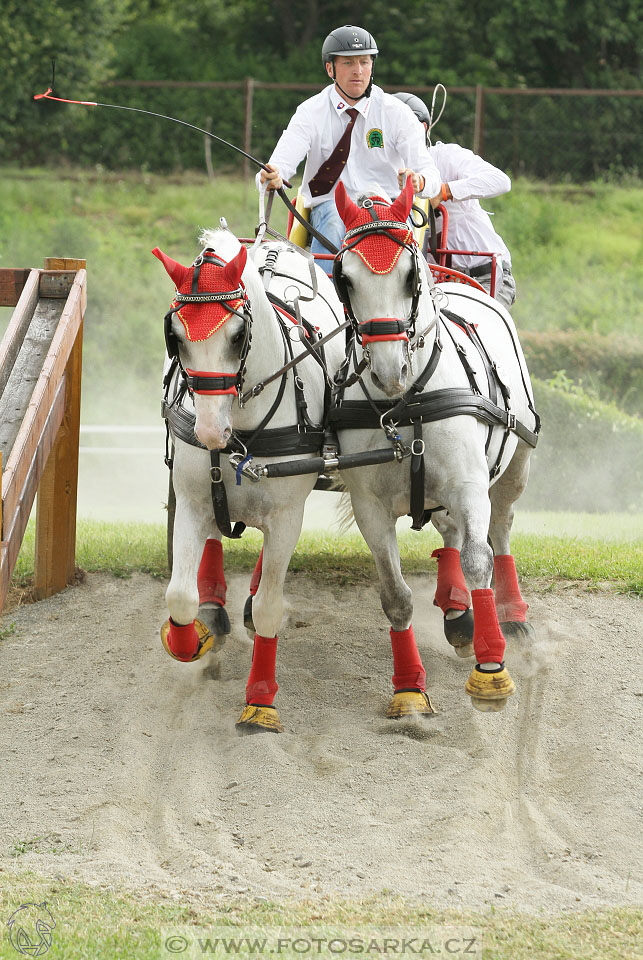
[
  {"x1": 322, "y1": 25, "x2": 379, "y2": 100},
  {"x1": 393, "y1": 92, "x2": 432, "y2": 128}
]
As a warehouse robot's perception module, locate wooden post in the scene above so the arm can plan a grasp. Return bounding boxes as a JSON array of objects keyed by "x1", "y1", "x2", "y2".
[
  {"x1": 243, "y1": 77, "x2": 255, "y2": 181},
  {"x1": 473, "y1": 84, "x2": 485, "y2": 156},
  {"x1": 33, "y1": 259, "x2": 85, "y2": 600}
]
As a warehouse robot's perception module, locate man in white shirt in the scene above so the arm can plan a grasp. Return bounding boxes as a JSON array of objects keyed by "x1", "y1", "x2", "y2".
[
  {"x1": 258, "y1": 26, "x2": 441, "y2": 257},
  {"x1": 394, "y1": 92, "x2": 516, "y2": 310}
]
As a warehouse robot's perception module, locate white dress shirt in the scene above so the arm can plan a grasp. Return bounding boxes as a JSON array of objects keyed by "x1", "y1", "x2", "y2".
[
  {"x1": 262, "y1": 84, "x2": 441, "y2": 208},
  {"x1": 429, "y1": 141, "x2": 512, "y2": 269}
]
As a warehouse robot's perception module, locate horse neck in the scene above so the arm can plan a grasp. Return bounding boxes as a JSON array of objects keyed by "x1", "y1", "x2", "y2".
[{"x1": 240, "y1": 263, "x2": 285, "y2": 378}]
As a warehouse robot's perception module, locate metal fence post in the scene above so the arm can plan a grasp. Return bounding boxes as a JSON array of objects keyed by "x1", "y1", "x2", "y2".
[
  {"x1": 243, "y1": 77, "x2": 255, "y2": 181},
  {"x1": 473, "y1": 84, "x2": 486, "y2": 155}
]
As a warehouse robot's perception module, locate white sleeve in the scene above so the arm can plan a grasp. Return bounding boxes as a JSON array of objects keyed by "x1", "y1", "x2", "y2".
[
  {"x1": 441, "y1": 145, "x2": 511, "y2": 201},
  {"x1": 393, "y1": 106, "x2": 441, "y2": 198},
  {"x1": 254, "y1": 104, "x2": 313, "y2": 190}
]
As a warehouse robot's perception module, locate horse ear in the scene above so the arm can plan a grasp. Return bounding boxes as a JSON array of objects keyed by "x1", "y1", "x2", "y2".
[
  {"x1": 334, "y1": 181, "x2": 360, "y2": 226},
  {"x1": 152, "y1": 247, "x2": 191, "y2": 288},
  {"x1": 222, "y1": 245, "x2": 247, "y2": 288},
  {"x1": 389, "y1": 177, "x2": 415, "y2": 223}
]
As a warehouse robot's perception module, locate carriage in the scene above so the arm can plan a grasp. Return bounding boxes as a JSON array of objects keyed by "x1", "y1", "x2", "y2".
[{"x1": 156, "y1": 179, "x2": 540, "y2": 733}]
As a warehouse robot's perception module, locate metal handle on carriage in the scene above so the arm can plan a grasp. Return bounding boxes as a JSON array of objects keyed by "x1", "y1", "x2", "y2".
[{"x1": 260, "y1": 446, "x2": 408, "y2": 479}]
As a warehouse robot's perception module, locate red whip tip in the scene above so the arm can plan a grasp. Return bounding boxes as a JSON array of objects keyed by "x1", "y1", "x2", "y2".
[{"x1": 33, "y1": 88, "x2": 52, "y2": 101}]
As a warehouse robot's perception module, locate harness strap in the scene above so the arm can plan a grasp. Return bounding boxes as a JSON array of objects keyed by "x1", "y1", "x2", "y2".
[
  {"x1": 409, "y1": 419, "x2": 426, "y2": 531},
  {"x1": 209, "y1": 450, "x2": 246, "y2": 539},
  {"x1": 329, "y1": 387, "x2": 539, "y2": 448}
]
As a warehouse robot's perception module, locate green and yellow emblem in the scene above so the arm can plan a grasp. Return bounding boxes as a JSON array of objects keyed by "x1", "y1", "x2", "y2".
[{"x1": 366, "y1": 128, "x2": 384, "y2": 149}]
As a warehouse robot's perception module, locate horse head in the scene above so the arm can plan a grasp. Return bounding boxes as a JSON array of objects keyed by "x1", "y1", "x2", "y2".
[
  {"x1": 334, "y1": 179, "x2": 422, "y2": 397},
  {"x1": 153, "y1": 241, "x2": 249, "y2": 449}
]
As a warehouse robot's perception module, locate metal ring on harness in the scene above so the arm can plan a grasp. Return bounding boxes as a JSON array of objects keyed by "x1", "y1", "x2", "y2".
[{"x1": 411, "y1": 438, "x2": 426, "y2": 456}]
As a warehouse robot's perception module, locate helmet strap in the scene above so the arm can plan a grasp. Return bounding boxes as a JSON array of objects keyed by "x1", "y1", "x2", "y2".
[{"x1": 329, "y1": 56, "x2": 375, "y2": 104}]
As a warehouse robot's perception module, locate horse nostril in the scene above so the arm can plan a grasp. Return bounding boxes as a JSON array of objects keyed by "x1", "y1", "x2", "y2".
[{"x1": 400, "y1": 363, "x2": 408, "y2": 381}]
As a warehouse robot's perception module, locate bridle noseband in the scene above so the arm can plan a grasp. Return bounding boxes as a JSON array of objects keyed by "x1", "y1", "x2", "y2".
[
  {"x1": 333, "y1": 198, "x2": 423, "y2": 346},
  {"x1": 164, "y1": 249, "x2": 253, "y2": 397}
]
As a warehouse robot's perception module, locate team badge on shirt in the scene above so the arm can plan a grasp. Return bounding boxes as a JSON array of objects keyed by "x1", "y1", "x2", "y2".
[{"x1": 366, "y1": 128, "x2": 384, "y2": 149}]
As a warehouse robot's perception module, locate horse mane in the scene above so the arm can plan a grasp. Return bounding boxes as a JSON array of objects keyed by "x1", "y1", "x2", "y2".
[{"x1": 198, "y1": 228, "x2": 264, "y2": 304}]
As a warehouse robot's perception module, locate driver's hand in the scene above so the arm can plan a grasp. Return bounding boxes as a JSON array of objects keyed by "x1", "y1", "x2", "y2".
[{"x1": 260, "y1": 164, "x2": 283, "y2": 190}]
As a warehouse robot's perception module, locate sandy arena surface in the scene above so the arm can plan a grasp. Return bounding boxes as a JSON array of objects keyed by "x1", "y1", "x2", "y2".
[{"x1": 0, "y1": 571, "x2": 641, "y2": 912}]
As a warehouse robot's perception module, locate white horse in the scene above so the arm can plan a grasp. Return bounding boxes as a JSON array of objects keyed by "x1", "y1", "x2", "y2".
[
  {"x1": 330, "y1": 179, "x2": 540, "y2": 714},
  {"x1": 153, "y1": 230, "x2": 346, "y2": 732}
]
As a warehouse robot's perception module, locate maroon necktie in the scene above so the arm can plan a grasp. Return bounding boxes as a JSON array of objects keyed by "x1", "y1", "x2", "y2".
[{"x1": 308, "y1": 108, "x2": 359, "y2": 198}]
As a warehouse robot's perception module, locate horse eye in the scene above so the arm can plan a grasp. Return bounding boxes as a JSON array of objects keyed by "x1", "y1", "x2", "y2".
[{"x1": 230, "y1": 329, "x2": 245, "y2": 346}]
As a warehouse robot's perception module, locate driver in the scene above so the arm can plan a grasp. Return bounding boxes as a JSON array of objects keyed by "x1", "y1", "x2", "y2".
[
  {"x1": 393, "y1": 91, "x2": 516, "y2": 310},
  {"x1": 257, "y1": 26, "x2": 440, "y2": 257}
]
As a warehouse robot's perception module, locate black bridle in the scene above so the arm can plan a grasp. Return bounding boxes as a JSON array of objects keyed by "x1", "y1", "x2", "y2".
[{"x1": 332, "y1": 198, "x2": 423, "y2": 344}]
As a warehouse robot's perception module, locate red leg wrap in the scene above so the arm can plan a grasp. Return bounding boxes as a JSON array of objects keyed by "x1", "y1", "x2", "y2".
[
  {"x1": 246, "y1": 633, "x2": 278, "y2": 705},
  {"x1": 167, "y1": 619, "x2": 200, "y2": 661},
  {"x1": 472, "y1": 589, "x2": 506, "y2": 664},
  {"x1": 431, "y1": 548, "x2": 471, "y2": 613},
  {"x1": 494, "y1": 555, "x2": 528, "y2": 623},
  {"x1": 390, "y1": 626, "x2": 426, "y2": 692},
  {"x1": 249, "y1": 548, "x2": 264, "y2": 596},
  {"x1": 197, "y1": 538, "x2": 226, "y2": 606}
]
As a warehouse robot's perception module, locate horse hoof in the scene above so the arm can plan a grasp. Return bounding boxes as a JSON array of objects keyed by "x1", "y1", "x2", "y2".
[
  {"x1": 243, "y1": 595, "x2": 255, "y2": 639},
  {"x1": 444, "y1": 608, "x2": 474, "y2": 647},
  {"x1": 453, "y1": 642, "x2": 475, "y2": 659},
  {"x1": 387, "y1": 690, "x2": 436, "y2": 719},
  {"x1": 471, "y1": 696, "x2": 507, "y2": 713},
  {"x1": 501, "y1": 620, "x2": 536, "y2": 642},
  {"x1": 197, "y1": 603, "x2": 230, "y2": 649},
  {"x1": 236, "y1": 704, "x2": 284, "y2": 734},
  {"x1": 160, "y1": 618, "x2": 215, "y2": 663},
  {"x1": 465, "y1": 665, "x2": 515, "y2": 709}
]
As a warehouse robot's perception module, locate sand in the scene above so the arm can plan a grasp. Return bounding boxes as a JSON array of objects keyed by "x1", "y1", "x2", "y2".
[{"x1": 0, "y1": 571, "x2": 641, "y2": 912}]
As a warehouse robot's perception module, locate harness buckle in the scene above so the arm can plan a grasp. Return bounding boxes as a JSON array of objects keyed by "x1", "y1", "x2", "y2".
[
  {"x1": 411, "y1": 438, "x2": 426, "y2": 456},
  {"x1": 508, "y1": 413, "x2": 516, "y2": 430},
  {"x1": 210, "y1": 465, "x2": 223, "y2": 483}
]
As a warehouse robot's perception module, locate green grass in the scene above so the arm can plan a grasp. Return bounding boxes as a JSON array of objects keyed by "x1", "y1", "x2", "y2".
[
  {"x1": 0, "y1": 873, "x2": 641, "y2": 960},
  {"x1": 10, "y1": 519, "x2": 643, "y2": 596}
]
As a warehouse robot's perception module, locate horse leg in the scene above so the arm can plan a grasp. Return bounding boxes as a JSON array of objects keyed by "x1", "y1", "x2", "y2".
[
  {"x1": 430, "y1": 512, "x2": 474, "y2": 657},
  {"x1": 236, "y1": 509, "x2": 305, "y2": 735},
  {"x1": 489, "y1": 442, "x2": 535, "y2": 641},
  {"x1": 196, "y1": 536, "x2": 231, "y2": 646},
  {"x1": 444, "y1": 477, "x2": 516, "y2": 712},
  {"x1": 242, "y1": 547, "x2": 263, "y2": 638},
  {"x1": 162, "y1": 490, "x2": 217, "y2": 663},
  {"x1": 351, "y1": 495, "x2": 435, "y2": 719}
]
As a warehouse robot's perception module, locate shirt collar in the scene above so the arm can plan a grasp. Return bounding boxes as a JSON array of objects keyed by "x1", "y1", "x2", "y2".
[{"x1": 330, "y1": 85, "x2": 371, "y2": 119}]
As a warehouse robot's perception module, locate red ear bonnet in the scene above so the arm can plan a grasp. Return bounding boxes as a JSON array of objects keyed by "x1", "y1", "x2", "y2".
[
  {"x1": 152, "y1": 244, "x2": 247, "y2": 342},
  {"x1": 222, "y1": 245, "x2": 247, "y2": 289},
  {"x1": 388, "y1": 177, "x2": 415, "y2": 223},
  {"x1": 333, "y1": 179, "x2": 414, "y2": 275},
  {"x1": 334, "y1": 182, "x2": 361, "y2": 227},
  {"x1": 152, "y1": 247, "x2": 191, "y2": 288}
]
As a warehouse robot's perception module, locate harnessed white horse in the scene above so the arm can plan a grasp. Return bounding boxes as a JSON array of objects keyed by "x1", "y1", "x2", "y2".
[
  {"x1": 330, "y1": 179, "x2": 540, "y2": 714},
  {"x1": 153, "y1": 230, "x2": 346, "y2": 732}
]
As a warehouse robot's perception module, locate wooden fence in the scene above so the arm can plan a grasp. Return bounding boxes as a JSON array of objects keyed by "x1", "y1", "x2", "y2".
[{"x1": 0, "y1": 258, "x2": 86, "y2": 612}]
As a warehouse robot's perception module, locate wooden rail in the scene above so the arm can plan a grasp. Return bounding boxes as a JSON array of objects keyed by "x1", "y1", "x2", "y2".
[{"x1": 0, "y1": 258, "x2": 86, "y2": 611}]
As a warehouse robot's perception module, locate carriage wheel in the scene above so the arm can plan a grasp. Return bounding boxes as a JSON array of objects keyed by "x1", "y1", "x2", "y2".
[{"x1": 167, "y1": 470, "x2": 176, "y2": 575}]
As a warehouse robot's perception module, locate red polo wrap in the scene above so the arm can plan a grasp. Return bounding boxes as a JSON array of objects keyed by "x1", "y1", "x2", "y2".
[
  {"x1": 390, "y1": 626, "x2": 426, "y2": 692},
  {"x1": 198, "y1": 538, "x2": 226, "y2": 606},
  {"x1": 431, "y1": 548, "x2": 471, "y2": 613},
  {"x1": 471, "y1": 588, "x2": 506, "y2": 663},
  {"x1": 166, "y1": 619, "x2": 200, "y2": 661},
  {"x1": 493, "y1": 555, "x2": 529, "y2": 622},
  {"x1": 246, "y1": 634, "x2": 279, "y2": 705}
]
